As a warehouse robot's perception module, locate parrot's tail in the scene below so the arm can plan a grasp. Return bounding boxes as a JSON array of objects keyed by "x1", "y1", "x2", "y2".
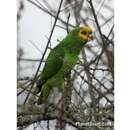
[
  {"x1": 37, "y1": 83, "x2": 51, "y2": 104},
  {"x1": 36, "y1": 83, "x2": 46, "y2": 105}
]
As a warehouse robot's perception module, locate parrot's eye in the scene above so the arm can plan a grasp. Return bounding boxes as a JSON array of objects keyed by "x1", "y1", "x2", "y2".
[{"x1": 81, "y1": 31, "x2": 87, "y2": 35}]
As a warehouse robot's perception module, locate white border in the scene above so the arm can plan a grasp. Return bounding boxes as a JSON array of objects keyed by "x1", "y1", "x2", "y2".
[
  {"x1": 0, "y1": 0, "x2": 16, "y2": 129},
  {"x1": 115, "y1": 0, "x2": 130, "y2": 130}
]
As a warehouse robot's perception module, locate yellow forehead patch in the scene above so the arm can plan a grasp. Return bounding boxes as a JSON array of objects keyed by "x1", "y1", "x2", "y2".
[{"x1": 80, "y1": 26, "x2": 93, "y2": 33}]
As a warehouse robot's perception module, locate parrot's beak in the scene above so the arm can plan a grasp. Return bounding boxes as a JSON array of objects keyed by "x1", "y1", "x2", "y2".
[{"x1": 87, "y1": 34, "x2": 94, "y2": 41}]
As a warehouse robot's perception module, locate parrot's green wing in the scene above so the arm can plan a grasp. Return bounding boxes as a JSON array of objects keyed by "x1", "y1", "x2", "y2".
[{"x1": 37, "y1": 45, "x2": 65, "y2": 91}]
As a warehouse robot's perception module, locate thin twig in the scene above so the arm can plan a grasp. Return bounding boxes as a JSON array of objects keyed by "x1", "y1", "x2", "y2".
[
  {"x1": 66, "y1": 13, "x2": 70, "y2": 33},
  {"x1": 29, "y1": 40, "x2": 43, "y2": 54}
]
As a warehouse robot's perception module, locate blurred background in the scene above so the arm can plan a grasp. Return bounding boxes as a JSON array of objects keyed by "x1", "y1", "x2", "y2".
[{"x1": 17, "y1": 0, "x2": 114, "y2": 130}]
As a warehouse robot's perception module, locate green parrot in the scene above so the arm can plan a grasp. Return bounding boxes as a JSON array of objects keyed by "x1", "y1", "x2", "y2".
[{"x1": 36, "y1": 25, "x2": 93, "y2": 104}]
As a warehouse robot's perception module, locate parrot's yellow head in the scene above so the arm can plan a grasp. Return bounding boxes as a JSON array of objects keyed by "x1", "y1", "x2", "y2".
[{"x1": 78, "y1": 25, "x2": 93, "y2": 42}]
